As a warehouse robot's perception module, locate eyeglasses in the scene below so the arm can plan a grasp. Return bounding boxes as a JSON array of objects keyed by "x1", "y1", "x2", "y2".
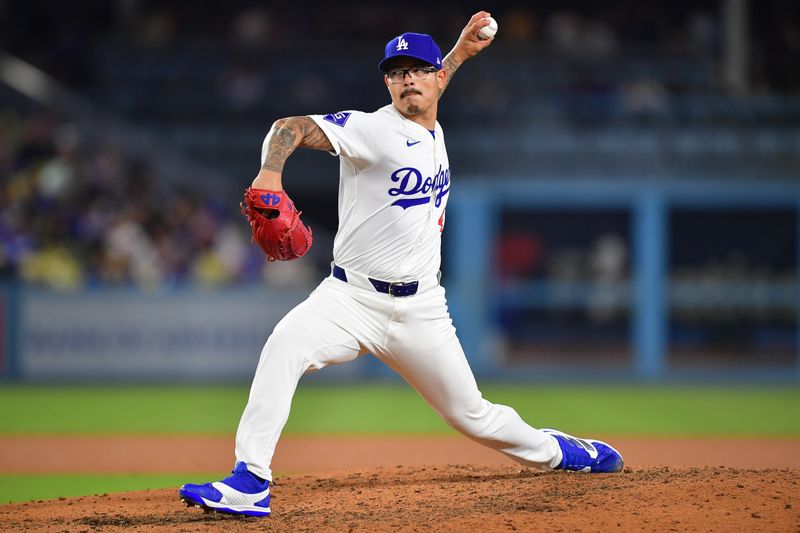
[{"x1": 385, "y1": 66, "x2": 437, "y2": 84}]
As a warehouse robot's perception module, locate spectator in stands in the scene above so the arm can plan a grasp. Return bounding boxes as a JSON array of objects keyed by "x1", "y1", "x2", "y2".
[{"x1": 0, "y1": 111, "x2": 267, "y2": 290}]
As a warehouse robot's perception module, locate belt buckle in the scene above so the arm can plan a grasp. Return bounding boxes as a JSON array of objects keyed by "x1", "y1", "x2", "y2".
[{"x1": 388, "y1": 281, "x2": 415, "y2": 297}]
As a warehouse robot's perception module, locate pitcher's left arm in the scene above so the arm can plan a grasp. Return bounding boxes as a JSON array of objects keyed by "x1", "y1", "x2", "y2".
[{"x1": 439, "y1": 11, "x2": 496, "y2": 99}]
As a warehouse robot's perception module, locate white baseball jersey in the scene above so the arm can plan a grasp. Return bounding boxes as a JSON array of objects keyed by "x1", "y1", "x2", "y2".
[{"x1": 309, "y1": 104, "x2": 450, "y2": 282}]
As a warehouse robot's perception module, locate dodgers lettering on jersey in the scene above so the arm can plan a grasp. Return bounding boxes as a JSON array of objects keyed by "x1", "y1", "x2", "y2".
[
  {"x1": 310, "y1": 105, "x2": 450, "y2": 281},
  {"x1": 388, "y1": 165, "x2": 450, "y2": 209}
]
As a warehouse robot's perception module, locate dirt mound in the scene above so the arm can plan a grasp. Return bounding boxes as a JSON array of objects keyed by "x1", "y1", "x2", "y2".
[{"x1": 1, "y1": 465, "x2": 798, "y2": 532}]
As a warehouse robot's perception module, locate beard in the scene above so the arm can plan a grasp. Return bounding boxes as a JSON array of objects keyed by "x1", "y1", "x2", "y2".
[
  {"x1": 399, "y1": 88, "x2": 424, "y2": 115},
  {"x1": 405, "y1": 102, "x2": 423, "y2": 115}
]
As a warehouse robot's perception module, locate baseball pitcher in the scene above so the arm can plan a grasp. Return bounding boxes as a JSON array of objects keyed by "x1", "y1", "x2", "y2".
[{"x1": 180, "y1": 11, "x2": 623, "y2": 517}]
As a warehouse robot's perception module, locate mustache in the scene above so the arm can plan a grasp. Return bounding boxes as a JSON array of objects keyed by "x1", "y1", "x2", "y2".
[{"x1": 401, "y1": 89, "x2": 422, "y2": 98}]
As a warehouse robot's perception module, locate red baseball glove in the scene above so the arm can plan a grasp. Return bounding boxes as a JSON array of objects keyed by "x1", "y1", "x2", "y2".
[{"x1": 241, "y1": 187, "x2": 313, "y2": 261}]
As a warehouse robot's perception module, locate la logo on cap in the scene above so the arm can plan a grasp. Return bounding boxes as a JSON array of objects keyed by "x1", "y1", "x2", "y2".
[{"x1": 396, "y1": 37, "x2": 409, "y2": 51}]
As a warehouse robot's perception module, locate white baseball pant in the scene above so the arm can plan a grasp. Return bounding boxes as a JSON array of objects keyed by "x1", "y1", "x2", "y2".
[{"x1": 235, "y1": 272, "x2": 560, "y2": 481}]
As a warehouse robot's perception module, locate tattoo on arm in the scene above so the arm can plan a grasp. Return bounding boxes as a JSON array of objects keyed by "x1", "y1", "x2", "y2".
[
  {"x1": 438, "y1": 54, "x2": 462, "y2": 98},
  {"x1": 260, "y1": 123, "x2": 295, "y2": 173},
  {"x1": 260, "y1": 116, "x2": 333, "y2": 172},
  {"x1": 297, "y1": 117, "x2": 333, "y2": 151}
]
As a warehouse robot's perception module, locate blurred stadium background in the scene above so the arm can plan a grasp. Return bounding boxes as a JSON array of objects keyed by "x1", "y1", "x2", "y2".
[{"x1": 1, "y1": 0, "x2": 798, "y2": 383}]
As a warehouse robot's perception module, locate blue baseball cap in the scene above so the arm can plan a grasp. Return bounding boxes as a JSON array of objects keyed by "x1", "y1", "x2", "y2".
[{"x1": 378, "y1": 32, "x2": 443, "y2": 72}]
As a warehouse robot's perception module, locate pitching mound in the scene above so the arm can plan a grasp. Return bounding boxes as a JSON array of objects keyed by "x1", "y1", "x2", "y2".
[{"x1": 1, "y1": 465, "x2": 798, "y2": 532}]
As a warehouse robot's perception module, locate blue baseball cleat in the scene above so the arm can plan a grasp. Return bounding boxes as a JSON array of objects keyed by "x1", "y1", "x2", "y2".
[
  {"x1": 543, "y1": 428, "x2": 624, "y2": 473},
  {"x1": 179, "y1": 461, "x2": 271, "y2": 517}
]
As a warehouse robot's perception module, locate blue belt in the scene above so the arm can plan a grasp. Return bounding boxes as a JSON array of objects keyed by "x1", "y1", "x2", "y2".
[{"x1": 332, "y1": 264, "x2": 419, "y2": 297}]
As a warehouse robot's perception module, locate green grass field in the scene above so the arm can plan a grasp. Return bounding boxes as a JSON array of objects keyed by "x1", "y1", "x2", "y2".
[
  {"x1": 0, "y1": 473, "x2": 220, "y2": 504},
  {"x1": 1, "y1": 384, "x2": 799, "y2": 503},
  {"x1": 2, "y1": 384, "x2": 800, "y2": 435}
]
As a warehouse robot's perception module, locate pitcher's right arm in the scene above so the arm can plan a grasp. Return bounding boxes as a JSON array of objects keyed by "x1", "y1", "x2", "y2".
[{"x1": 253, "y1": 116, "x2": 334, "y2": 190}]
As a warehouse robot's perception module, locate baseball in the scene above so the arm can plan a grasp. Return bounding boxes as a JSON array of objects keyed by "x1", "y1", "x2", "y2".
[{"x1": 478, "y1": 17, "x2": 498, "y2": 40}]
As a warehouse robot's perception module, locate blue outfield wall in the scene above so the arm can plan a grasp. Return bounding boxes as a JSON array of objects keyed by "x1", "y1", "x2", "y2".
[
  {"x1": 445, "y1": 178, "x2": 800, "y2": 383},
  {"x1": 0, "y1": 282, "x2": 21, "y2": 380},
  {"x1": 1, "y1": 179, "x2": 799, "y2": 383},
  {"x1": 0, "y1": 284, "x2": 387, "y2": 383},
  {"x1": 0, "y1": 285, "x2": 309, "y2": 382}
]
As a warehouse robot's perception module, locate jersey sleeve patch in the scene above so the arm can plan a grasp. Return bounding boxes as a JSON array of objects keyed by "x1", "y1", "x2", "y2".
[{"x1": 323, "y1": 111, "x2": 352, "y2": 127}]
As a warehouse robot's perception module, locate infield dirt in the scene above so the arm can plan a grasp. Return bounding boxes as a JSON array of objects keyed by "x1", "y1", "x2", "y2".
[{"x1": 1, "y1": 436, "x2": 799, "y2": 531}]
